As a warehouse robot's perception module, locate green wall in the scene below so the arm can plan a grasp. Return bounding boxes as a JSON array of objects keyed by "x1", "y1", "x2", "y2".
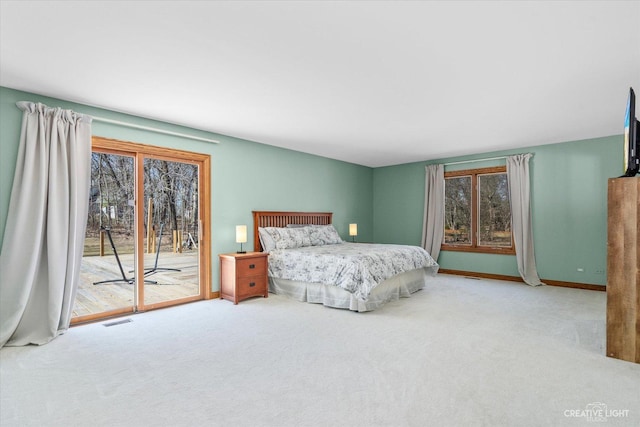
[
  {"x1": 373, "y1": 136, "x2": 621, "y2": 286},
  {"x1": 1, "y1": 85, "x2": 621, "y2": 290},
  {"x1": 0, "y1": 86, "x2": 373, "y2": 292}
]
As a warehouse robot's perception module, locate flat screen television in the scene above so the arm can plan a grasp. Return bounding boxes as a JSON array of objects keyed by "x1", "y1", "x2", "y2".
[{"x1": 622, "y1": 87, "x2": 639, "y2": 177}]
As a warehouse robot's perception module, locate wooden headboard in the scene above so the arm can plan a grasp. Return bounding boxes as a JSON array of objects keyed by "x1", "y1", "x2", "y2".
[{"x1": 252, "y1": 211, "x2": 333, "y2": 252}]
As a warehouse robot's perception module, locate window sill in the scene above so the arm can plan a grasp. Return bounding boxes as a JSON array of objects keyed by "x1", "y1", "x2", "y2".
[{"x1": 441, "y1": 245, "x2": 515, "y2": 255}]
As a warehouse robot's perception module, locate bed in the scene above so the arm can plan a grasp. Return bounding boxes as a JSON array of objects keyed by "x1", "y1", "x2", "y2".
[{"x1": 252, "y1": 211, "x2": 439, "y2": 312}]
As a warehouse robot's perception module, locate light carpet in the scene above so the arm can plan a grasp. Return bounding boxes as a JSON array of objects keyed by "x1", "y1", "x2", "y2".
[{"x1": 1, "y1": 274, "x2": 639, "y2": 426}]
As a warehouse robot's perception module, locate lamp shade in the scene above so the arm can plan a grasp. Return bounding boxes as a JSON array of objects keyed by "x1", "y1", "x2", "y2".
[
  {"x1": 349, "y1": 223, "x2": 358, "y2": 236},
  {"x1": 235, "y1": 225, "x2": 247, "y2": 243}
]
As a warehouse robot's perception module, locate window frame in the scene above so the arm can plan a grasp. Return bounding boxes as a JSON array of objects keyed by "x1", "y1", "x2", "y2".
[{"x1": 441, "y1": 166, "x2": 515, "y2": 255}]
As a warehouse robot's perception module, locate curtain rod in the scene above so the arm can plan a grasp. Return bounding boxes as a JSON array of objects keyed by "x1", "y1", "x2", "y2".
[
  {"x1": 91, "y1": 116, "x2": 220, "y2": 144},
  {"x1": 16, "y1": 101, "x2": 219, "y2": 144},
  {"x1": 443, "y1": 155, "x2": 507, "y2": 167}
]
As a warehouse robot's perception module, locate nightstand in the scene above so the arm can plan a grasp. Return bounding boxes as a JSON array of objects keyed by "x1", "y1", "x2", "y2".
[{"x1": 219, "y1": 252, "x2": 269, "y2": 304}]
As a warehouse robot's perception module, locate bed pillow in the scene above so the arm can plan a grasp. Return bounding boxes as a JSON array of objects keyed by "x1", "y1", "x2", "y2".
[
  {"x1": 258, "y1": 227, "x2": 278, "y2": 252},
  {"x1": 275, "y1": 227, "x2": 312, "y2": 249},
  {"x1": 308, "y1": 224, "x2": 343, "y2": 246}
]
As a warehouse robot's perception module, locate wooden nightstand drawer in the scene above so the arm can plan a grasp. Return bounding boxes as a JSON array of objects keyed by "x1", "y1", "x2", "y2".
[
  {"x1": 236, "y1": 257, "x2": 266, "y2": 277},
  {"x1": 236, "y1": 275, "x2": 267, "y2": 297},
  {"x1": 219, "y1": 252, "x2": 269, "y2": 304}
]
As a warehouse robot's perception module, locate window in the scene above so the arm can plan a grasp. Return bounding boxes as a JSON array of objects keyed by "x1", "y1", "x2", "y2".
[{"x1": 442, "y1": 166, "x2": 514, "y2": 254}]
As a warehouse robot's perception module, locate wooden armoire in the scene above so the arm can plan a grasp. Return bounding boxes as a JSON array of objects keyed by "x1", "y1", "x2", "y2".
[{"x1": 606, "y1": 177, "x2": 640, "y2": 363}]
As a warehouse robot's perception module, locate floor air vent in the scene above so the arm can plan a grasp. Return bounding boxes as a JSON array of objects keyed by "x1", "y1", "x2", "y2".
[{"x1": 103, "y1": 318, "x2": 133, "y2": 327}]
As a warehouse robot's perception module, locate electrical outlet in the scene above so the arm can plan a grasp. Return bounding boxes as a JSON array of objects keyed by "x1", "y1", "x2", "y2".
[{"x1": 577, "y1": 268, "x2": 584, "y2": 272}]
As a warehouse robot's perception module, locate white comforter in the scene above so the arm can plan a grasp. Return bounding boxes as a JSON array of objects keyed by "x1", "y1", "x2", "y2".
[{"x1": 267, "y1": 242, "x2": 439, "y2": 301}]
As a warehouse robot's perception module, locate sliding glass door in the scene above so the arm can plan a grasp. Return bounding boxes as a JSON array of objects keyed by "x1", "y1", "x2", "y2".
[
  {"x1": 140, "y1": 157, "x2": 201, "y2": 308},
  {"x1": 72, "y1": 138, "x2": 211, "y2": 323},
  {"x1": 74, "y1": 151, "x2": 137, "y2": 318}
]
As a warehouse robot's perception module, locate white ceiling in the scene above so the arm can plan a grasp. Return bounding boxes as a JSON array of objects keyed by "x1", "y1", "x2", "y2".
[{"x1": 1, "y1": 1, "x2": 639, "y2": 167}]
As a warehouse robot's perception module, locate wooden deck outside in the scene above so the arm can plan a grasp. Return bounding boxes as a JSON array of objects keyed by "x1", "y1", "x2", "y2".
[{"x1": 74, "y1": 250, "x2": 200, "y2": 318}]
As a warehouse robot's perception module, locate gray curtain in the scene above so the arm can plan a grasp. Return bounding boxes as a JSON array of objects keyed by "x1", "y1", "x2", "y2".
[
  {"x1": 506, "y1": 154, "x2": 544, "y2": 286},
  {"x1": 421, "y1": 164, "x2": 444, "y2": 261},
  {"x1": 0, "y1": 102, "x2": 92, "y2": 348}
]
